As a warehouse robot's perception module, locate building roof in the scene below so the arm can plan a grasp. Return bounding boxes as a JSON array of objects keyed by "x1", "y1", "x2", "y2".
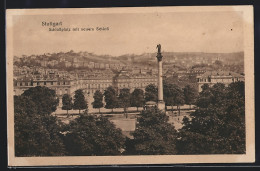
[{"x1": 199, "y1": 70, "x2": 243, "y2": 78}]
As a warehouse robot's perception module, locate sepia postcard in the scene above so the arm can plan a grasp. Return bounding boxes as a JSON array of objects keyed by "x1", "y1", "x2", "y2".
[{"x1": 6, "y1": 6, "x2": 255, "y2": 166}]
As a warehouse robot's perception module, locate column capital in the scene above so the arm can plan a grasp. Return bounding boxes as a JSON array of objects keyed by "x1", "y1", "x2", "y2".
[{"x1": 156, "y1": 53, "x2": 163, "y2": 62}]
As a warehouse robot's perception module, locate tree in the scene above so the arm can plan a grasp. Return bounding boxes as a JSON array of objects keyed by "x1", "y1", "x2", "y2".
[
  {"x1": 63, "y1": 114, "x2": 125, "y2": 156},
  {"x1": 209, "y1": 83, "x2": 227, "y2": 105},
  {"x1": 196, "y1": 83, "x2": 226, "y2": 108},
  {"x1": 145, "y1": 84, "x2": 158, "y2": 102},
  {"x1": 196, "y1": 84, "x2": 214, "y2": 108},
  {"x1": 104, "y1": 86, "x2": 118, "y2": 112},
  {"x1": 163, "y1": 82, "x2": 185, "y2": 115},
  {"x1": 163, "y1": 82, "x2": 175, "y2": 112},
  {"x1": 127, "y1": 107, "x2": 178, "y2": 155},
  {"x1": 130, "y1": 88, "x2": 145, "y2": 111},
  {"x1": 73, "y1": 89, "x2": 87, "y2": 114},
  {"x1": 118, "y1": 88, "x2": 131, "y2": 116},
  {"x1": 177, "y1": 81, "x2": 245, "y2": 154},
  {"x1": 92, "y1": 90, "x2": 104, "y2": 114},
  {"x1": 14, "y1": 95, "x2": 65, "y2": 156},
  {"x1": 21, "y1": 86, "x2": 59, "y2": 115},
  {"x1": 62, "y1": 94, "x2": 73, "y2": 117},
  {"x1": 173, "y1": 86, "x2": 185, "y2": 115},
  {"x1": 183, "y1": 85, "x2": 198, "y2": 109}
]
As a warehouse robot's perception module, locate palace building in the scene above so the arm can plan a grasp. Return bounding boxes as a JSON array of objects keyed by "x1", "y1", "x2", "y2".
[
  {"x1": 13, "y1": 72, "x2": 158, "y2": 106},
  {"x1": 196, "y1": 70, "x2": 244, "y2": 92}
]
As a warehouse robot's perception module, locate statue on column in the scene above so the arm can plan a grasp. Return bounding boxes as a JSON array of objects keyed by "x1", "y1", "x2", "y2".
[
  {"x1": 156, "y1": 44, "x2": 161, "y2": 53},
  {"x1": 156, "y1": 44, "x2": 162, "y2": 61}
]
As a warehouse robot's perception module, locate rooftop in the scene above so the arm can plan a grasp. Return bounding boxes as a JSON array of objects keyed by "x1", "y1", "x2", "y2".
[{"x1": 199, "y1": 70, "x2": 243, "y2": 78}]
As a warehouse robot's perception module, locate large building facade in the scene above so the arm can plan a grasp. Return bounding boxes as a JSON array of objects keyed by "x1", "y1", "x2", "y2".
[
  {"x1": 14, "y1": 72, "x2": 157, "y2": 106},
  {"x1": 197, "y1": 70, "x2": 244, "y2": 92}
]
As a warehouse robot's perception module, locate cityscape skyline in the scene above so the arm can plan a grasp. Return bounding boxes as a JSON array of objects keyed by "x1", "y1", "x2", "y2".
[{"x1": 14, "y1": 50, "x2": 244, "y2": 58}]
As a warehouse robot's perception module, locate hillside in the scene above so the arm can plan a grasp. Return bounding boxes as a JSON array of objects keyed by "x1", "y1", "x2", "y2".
[{"x1": 14, "y1": 51, "x2": 244, "y2": 67}]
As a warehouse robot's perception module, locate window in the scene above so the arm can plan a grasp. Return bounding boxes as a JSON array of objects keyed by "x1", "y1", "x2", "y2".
[
  {"x1": 51, "y1": 82, "x2": 53, "y2": 85},
  {"x1": 37, "y1": 82, "x2": 40, "y2": 86},
  {"x1": 20, "y1": 82, "x2": 22, "y2": 86},
  {"x1": 25, "y1": 82, "x2": 28, "y2": 86},
  {"x1": 44, "y1": 82, "x2": 46, "y2": 85}
]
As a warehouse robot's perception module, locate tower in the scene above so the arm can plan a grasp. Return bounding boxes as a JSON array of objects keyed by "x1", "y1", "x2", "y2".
[{"x1": 156, "y1": 44, "x2": 165, "y2": 111}]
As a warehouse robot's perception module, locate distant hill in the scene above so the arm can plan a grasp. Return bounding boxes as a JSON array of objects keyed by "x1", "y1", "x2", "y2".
[
  {"x1": 14, "y1": 51, "x2": 244, "y2": 67},
  {"x1": 116, "y1": 51, "x2": 244, "y2": 66}
]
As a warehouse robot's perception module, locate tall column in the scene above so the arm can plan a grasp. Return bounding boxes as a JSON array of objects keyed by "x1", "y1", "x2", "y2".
[
  {"x1": 156, "y1": 44, "x2": 165, "y2": 111},
  {"x1": 158, "y1": 55, "x2": 163, "y2": 101}
]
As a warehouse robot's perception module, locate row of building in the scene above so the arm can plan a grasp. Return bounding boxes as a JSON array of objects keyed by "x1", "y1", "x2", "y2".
[
  {"x1": 197, "y1": 70, "x2": 245, "y2": 92},
  {"x1": 14, "y1": 69, "x2": 244, "y2": 100},
  {"x1": 13, "y1": 64, "x2": 160, "y2": 81},
  {"x1": 13, "y1": 72, "x2": 157, "y2": 97},
  {"x1": 13, "y1": 72, "x2": 157, "y2": 107}
]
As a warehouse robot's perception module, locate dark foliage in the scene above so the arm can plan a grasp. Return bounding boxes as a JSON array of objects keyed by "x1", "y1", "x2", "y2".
[
  {"x1": 62, "y1": 94, "x2": 73, "y2": 116},
  {"x1": 118, "y1": 88, "x2": 131, "y2": 114},
  {"x1": 14, "y1": 92, "x2": 65, "y2": 156},
  {"x1": 63, "y1": 115, "x2": 125, "y2": 156},
  {"x1": 177, "y1": 82, "x2": 245, "y2": 154},
  {"x1": 183, "y1": 85, "x2": 198, "y2": 108},
  {"x1": 127, "y1": 107, "x2": 178, "y2": 155},
  {"x1": 104, "y1": 86, "x2": 118, "y2": 112},
  {"x1": 21, "y1": 86, "x2": 59, "y2": 115},
  {"x1": 73, "y1": 89, "x2": 88, "y2": 114},
  {"x1": 163, "y1": 82, "x2": 185, "y2": 114},
  {"x1": 130, "y1": 88, "x2": 145, "y2": 111},
  {"x1": 145, "y1": 84, "x2": 158, "y2": 102},
  {"x1": 92, "y1": 90, "x2": 104, "y2": 113}
]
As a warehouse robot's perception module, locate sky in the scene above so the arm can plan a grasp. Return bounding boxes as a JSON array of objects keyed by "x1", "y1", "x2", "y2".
[{"x1": 12, "y1": 11, "x2": 244, "y2": 57}]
